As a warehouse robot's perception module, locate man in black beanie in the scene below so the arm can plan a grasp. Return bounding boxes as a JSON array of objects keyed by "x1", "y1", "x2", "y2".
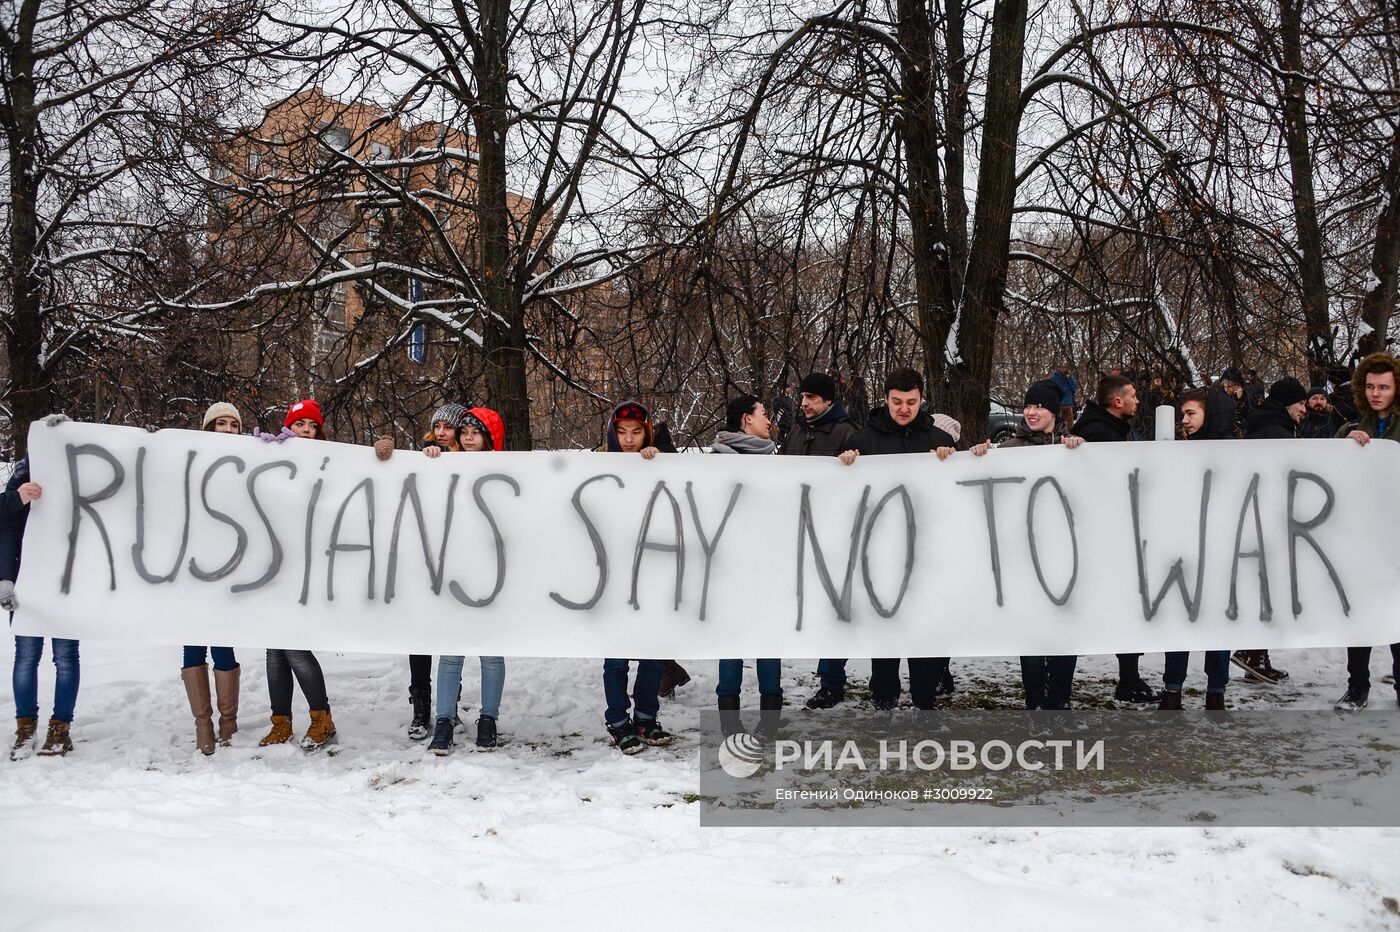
[
  {"x1": 1299, "y1": 385, "x2": 1344, "y2": 439},
  {"x1": 783, "y1": 373, "x2": 861, "y2": 709}
]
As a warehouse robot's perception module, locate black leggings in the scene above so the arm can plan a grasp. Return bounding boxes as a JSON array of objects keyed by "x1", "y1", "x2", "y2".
[
  {"x1": 409, "y1": 654, "x2": 432, "y2": 693},
  {"x1": 266, "y1": 649, "x2": 329, "y2": 716},
  {"x1": 1346, "y1": 644, "x2": 1400, "y2": 693}
]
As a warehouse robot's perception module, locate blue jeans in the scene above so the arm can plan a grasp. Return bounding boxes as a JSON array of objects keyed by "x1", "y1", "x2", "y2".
[
  {"x1": 1163, "y1": 650, "x2": 1231, "y2": 693},
  {"x1": 716, "y1": 659, "x2": 783, "y2": 698},
  {"x1": 13, "y1": 636, "x2": 80, "y2": 723},
  {"x1": 602, "y1": 659, "x2": 664, "y2": 726},
  {"x1": 817, "y1": 658, "x2": 847, "y2": 693},
  {"x1": 182, "y1": 645, "x2": 238, "y2": 671},
  {"x1": 436, "y1": 655, "x2": 505, "y2": 720}
]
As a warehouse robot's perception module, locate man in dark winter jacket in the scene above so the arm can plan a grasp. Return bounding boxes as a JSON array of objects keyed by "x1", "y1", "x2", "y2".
[
  {"x1": 1298, "y1": 387, "x2": 1344, "y2": 439},
  {"x1": 1335, "y1": 353, "x2": 1400, "y2": 711},
  {"x1": 835, "y1": 367, "x2": 957, "y2": 710},
  {"x1": 1231, "y1": 377, "x2": 1309, "y2": 685},
  {"x1": 1242, "y1": 377, "x2": 1306, "y2": 441},
  {"x1": 1070, "y1": 374, "x2": 1158, "y2": 704},
  {"x1": 782, "y1": 372, "x2": 859, "y2": 459},
  {"x1": 782, "y1": 373, "x2": 862, "y2": 710}
]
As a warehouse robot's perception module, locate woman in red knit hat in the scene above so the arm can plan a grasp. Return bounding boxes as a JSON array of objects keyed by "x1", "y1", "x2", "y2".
[{"x1": 257, "y1": 400, "x2": 336, "y2": 750}]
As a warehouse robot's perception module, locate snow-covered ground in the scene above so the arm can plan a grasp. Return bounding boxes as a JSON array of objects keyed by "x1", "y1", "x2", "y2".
[{"x1": 2, "y1": 640, "x2": 1399, "y2": 929}]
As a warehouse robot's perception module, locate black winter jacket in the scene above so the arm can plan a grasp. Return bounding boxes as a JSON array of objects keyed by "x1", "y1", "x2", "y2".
[
  {"x1": 1069, "y1": 401, "x2": 1131, "y2": 443},
  {"x1": 1243, "y1": 399, "x2": 1298, "y2": 440},
  {"x1": 844, "y1": 407, "x2": 957, "y2": 455},
  {"x1": 0, "y1": 457, "x2": 31, "y2": 583},
  {"x1": 781, "y1": 402, "x2": 859, "y2": 457}
]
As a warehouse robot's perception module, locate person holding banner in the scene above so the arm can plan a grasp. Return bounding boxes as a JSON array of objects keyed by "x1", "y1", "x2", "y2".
[
  {"x1": 1156, "y1": 388, "x2": 1234, "y2": 710},
  {"x1": 837, "y1": 367, "x2": 958, "y2": 711},
  {"x1": 713, "y1": 395, "x2": 783, "y2": 738},
  {"x1": 1230, "y1": 377, "x2": 1310, "y2": 686},
  {"x1": 424, "y1": 406, "x2": 509, "y2": 754},
  {"x1": 257, "y1": 400, "x2": 338, "y2": 750},
  {"x1": 970, "y1": 380, "x2": 1084, "y2": 711},
  {"x1": 178, "y1": 403, "x2": 246, "y2": 755},
  {"x1": 782, "y1": 373, "x2": 860, "y2": 711},
  {"x1": 1070, "y1": 374, "x2": 1159, "y2": 706},
  {"x1": 3, "y1": 455, "x2": 78, "y2": 759},
  {"x1": 597, "y1": 399, "x2": 692, "y2": 702},
  {"x1": 1335, "y1": 353, "x2": 1400, "y2": 711},
  {"x1": 599, "y1": 400, "x2": 675, "y2": 753}
]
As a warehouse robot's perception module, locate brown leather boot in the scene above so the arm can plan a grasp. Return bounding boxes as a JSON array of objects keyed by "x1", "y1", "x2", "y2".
[
  {"x1": 36, "y1": 718, "x2": 73, "y2": 757},
  {"x1": 213, "y1": 666, "x2": 240, "y2": 746},
  {"x1": 301, "y1": 709, "x2": 336, "y2": 750},
  {"x1": 181, "y1": 664, "x2": 216, "y2": 755},
  {"x1": 1157, "y1": 690, "x2": 1183, "y2": 711},
  {"x1": 659, "y1": 660, "x2": 690, "y2": 699},
  {"x1": 10, "y1": 717, "x2": 37, "y2": 761},
  {"x1": 1205, "y1": 692, "x2": 1227, "y2": 712},
  {"x1": 259, "y1": 715, "x2": 293, "y2": 746}
]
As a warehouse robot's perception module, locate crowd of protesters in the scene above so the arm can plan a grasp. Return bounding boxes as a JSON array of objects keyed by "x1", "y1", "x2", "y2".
[{"x1": 6, "y1": 352, "x2": 1398, "y2": 760}]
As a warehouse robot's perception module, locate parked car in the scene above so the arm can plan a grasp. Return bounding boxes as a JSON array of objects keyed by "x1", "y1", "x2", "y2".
[{"x1": 988, "y1": 397, "x2": 1022, "y2": 443}]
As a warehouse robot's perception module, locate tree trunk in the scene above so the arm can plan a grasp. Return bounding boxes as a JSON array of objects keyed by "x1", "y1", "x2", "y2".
[
  {"x1": 944, "y1": 0, "x2": 1027, "y2": 444},
  {"x1": 1358, "y1": 131, "x2": 1400, "y2": 358},
  {"x1": 896, "y1": 0, "x2": 958, "y2": 399},
  {"x1": 1, "y1": 0, "x2": 51, "y2": 459},
  {"x1": 473, "y1": 0, "x2": 533, "y2": 450},
  {"x1": 1278, "y1": 0, "x2": 1333, "y2": 383}
]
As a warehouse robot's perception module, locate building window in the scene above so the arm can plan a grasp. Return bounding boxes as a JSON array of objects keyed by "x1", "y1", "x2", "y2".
[
  {"x1": 408, "y1": 322, "x2": 427, "y2": 364},
  {"x1": 319, "y1": 123, "x2": 351, "y2": 152}
]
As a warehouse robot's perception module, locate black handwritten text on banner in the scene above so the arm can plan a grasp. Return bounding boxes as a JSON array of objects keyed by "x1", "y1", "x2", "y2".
[{"x1": 14, "y1": 420, "x2": 1398, "y2": 657}]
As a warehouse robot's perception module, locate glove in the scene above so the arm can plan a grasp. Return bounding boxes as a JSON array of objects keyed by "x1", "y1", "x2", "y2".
[
  {"x1": 44, "y1": 414, "x2": 70, "y2": 428},
  {"x1": 0, "y1": 581, "x2": 17, "y2": 612},
  {"x1": 256, "y1": 427, "x2": 296, "y2": 444},
  {"x1": 373, "y1": 436, "x2": 394, "y2": 461}
]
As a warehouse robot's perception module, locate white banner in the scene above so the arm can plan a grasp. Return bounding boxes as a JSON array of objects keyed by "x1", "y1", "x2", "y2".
[{"x1": 12, "y1": 419, "x2": 1400, "y2": 657}]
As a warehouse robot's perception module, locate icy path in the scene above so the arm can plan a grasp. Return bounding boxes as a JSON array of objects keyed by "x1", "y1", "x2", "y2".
[{"x1": 2, "y1": 641, "x2": 1398, "y2": 929}]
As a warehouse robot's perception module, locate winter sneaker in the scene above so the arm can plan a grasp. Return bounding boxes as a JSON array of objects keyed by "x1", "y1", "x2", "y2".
[
  {"x1": 659, "y1": 661, "x2": 691, "y2": 699},
  {"x1": 475, "y1": 715, "x2": 498, "y2": 750},
  {"x1": 9, "y1": 717, "x2": 37, "y2": 761},
  {"x1": 607, "y1": 719, "x2": 644, "y2": 755},
  {"x1": 1334, "y1": 687, "x2": 1369, "y2": 711},
  {"x1": 633, "y1": 716, "x2": 673, "y2": 747},
  {"x1": 259, "y1": 715, "x2": 293, "y2": 746},
  {"x1": 408, "y1": 687, "x2": 432, "y2": 741},
  {"x1": 803, "y1": 687, "x2": 844, "y2": 710},
  {"x1": 301, "y1": 709, "x2": 337, "y2": 750},
  {"x1": 429, "y1": 717, "x2": 455, "y2": 756},
  {"x1": 36, "y1": 719, "x2": 72, "y2": 757},
  {"x1": 1114, "y1": 677, "x2": 1158, "y2": 704},
  {"x1": 1256, "y1": 652, "x2": 1288, "y2": 681},
  {"x1": 1231, "y1": 651, "x2": 1279, "y2": 685}
]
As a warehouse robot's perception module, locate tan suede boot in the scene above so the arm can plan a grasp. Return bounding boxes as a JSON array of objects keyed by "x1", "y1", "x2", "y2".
[
  {"x1": 259, "y1": 715, "x2": 293, "y2": 746},
  {"x1": 301, "y1": 709, "x2": 336, "y2": 750},
  {"x1": 36, "y1": 719, "x2": 72, "y2": 756},
  {"x1": 181, "y1": 664, "x2": 216, "y2": 755},
  {"x1": 10, "y1": 717, "x2": 37, "y2": 761},
  {"x1": 213, "y1": 666, "x2": 240, "y2": 746}
]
